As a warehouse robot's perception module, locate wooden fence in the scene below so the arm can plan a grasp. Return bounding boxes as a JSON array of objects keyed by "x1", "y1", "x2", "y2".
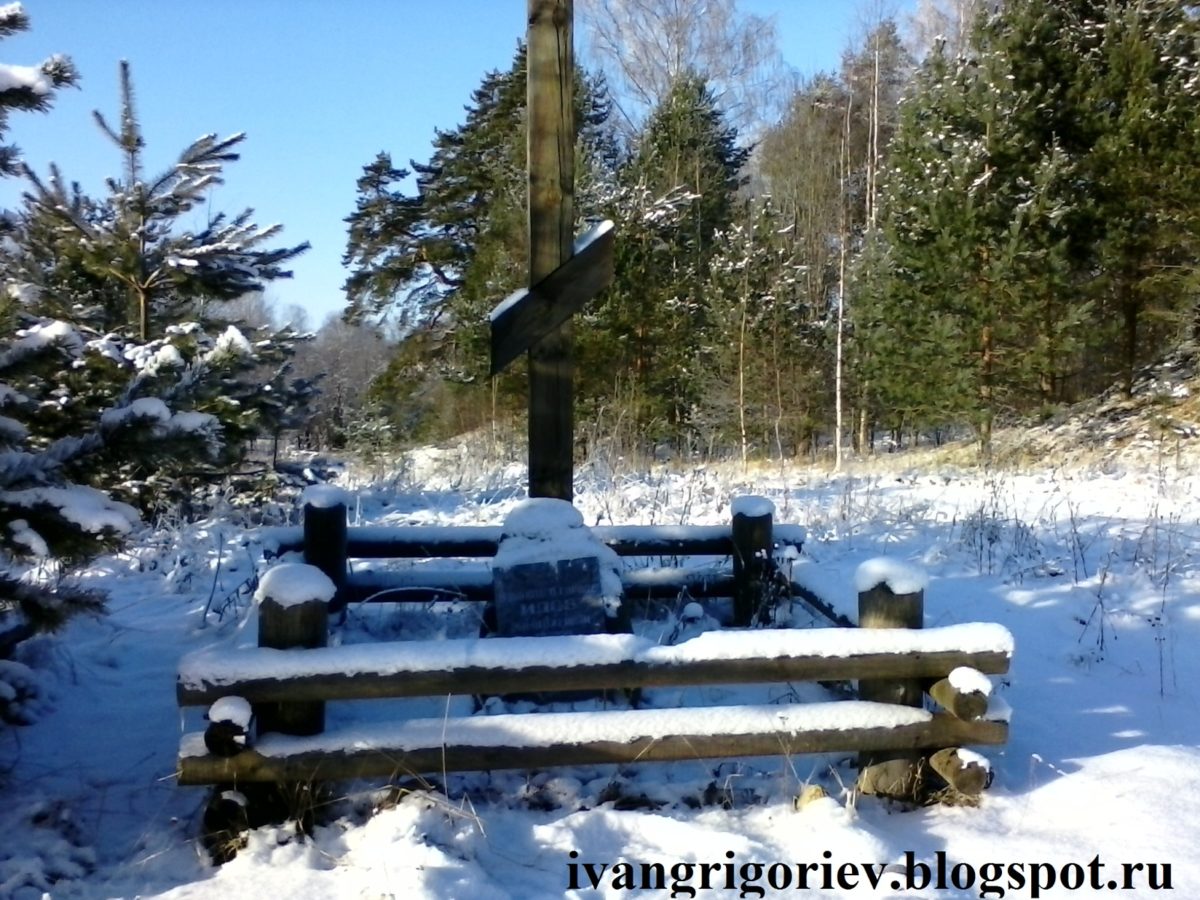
[
  {"x1": 266, "y1": 497, "x2": 814, "y2": 626},
  {"x1": 177, "y1": 503, "x2": 1013, "y2": 802}
]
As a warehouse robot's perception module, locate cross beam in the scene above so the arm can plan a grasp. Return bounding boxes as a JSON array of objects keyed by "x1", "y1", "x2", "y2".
[{"x1": 489, "y1": 221, "x2": 613, "y2": 376}]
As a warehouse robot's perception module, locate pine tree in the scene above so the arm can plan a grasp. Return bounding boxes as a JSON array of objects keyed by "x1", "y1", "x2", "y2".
[
  {"x1": 694, "y1": 197, "x2": 805, "y2": 461},
  {"x1": 865, "y1": 20, "x2": 1077, "y2": 451},
  {"x1": 343, "y1": 45, "x2": 617, "y2": 441},
  {"x1": 1070, "y1": 0, "x2": 1200, "y2": 392},
  {"x1": 20, "y1": 61, "x2": 309, "y2": 342},
  {"x1": 869, "y1": 0, "x2": 1200, "y2": 446},
  {"x1": 4, "y1": 60, "x2": 319, "y2": 489},
  {"x1": 758, "y1": 75, "x2": 845, "y2": 453}
]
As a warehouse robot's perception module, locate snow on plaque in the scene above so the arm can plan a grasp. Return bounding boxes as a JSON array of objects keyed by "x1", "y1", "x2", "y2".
[{"x1": 492, "y1": 498, "x2": 622, "y2": 638}]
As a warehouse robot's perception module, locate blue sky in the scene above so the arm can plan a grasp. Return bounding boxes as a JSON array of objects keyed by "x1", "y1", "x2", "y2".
[{"x1": 0, "y1": 1, "x2": 908, "y2": 327}]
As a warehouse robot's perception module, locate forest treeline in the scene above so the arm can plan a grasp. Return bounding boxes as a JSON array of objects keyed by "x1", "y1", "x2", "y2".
[{"x1": 337, "y1": 0, "x2": 1200, "y2": 463}]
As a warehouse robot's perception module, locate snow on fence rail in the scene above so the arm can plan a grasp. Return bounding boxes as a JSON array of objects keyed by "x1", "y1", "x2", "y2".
[{"x1": 176, "y1": 500, "x2": 1013, "y2": 802}]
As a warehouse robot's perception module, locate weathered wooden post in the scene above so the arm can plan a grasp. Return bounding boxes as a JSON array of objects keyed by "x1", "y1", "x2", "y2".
[
  {"x1": 855, "y1": 557, "x2": 926, "y2": 800},
  {"x1": 302, "y1": 488, "x2": 348, "y2": 615},
  {"x1": 490, "y1": 3, "x2": 614, "y2": 501},
  {"x1": 731, "y1": 496, "x2": 774, "y2": 626},
  {"x1": 255, "y1": 563, "x2": 334, "y2": 737},
  {"x1": 527, "y1": 0, "x2": 574, "y2": 501}
]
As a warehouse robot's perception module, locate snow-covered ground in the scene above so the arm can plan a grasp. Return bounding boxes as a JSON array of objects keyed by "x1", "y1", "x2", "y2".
[{"x1": 4, "y1": 447, "x2": 1200, "y2": 899}]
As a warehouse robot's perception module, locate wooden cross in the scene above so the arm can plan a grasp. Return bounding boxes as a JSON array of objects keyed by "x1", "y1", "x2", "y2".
[{"x1": 489, "y1": 0, "x2": 614, "y2": 502}]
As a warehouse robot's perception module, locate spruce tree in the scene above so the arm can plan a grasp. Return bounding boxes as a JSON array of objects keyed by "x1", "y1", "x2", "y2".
[
  {"x1": 596, "y1": 72, "x2": 749, "y2": 442},
  {"x1": 0, "y1": 3, "x2": 77, "y2": 179},
  {"x1": 0, "y1": 3, "x2": 98, "y2": 721}
]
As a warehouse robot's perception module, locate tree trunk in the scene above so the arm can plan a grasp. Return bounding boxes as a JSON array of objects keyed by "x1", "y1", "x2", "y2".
[
  {"x1": 835, "y1": 88, "x2": 853, "y2": 471},
  {"x1": 1122, "y1": 289, "x2": 1138, "y2": 398},
  {"x1": 979, "y1": 323, "x2": 994, "y2": 455}
]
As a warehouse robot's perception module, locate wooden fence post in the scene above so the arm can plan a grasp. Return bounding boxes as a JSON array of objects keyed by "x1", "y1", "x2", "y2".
[
  {"x1": 731, "y1": 496, "x2": 774, "y2": 626},
  {"x1": 256, "y1": 563, "x2": 334, "y2": 737},
  {"x1": 303, "y1": 495, "x2": 348, "y2": 615},
  {"x1": 855, "y1": 558, "x2": 927, "y2": 800}
]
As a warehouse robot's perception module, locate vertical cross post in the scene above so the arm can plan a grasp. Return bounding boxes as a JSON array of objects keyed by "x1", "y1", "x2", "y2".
[{"x1": 527, "y1": 0, "x2": 575, "y2": 501}]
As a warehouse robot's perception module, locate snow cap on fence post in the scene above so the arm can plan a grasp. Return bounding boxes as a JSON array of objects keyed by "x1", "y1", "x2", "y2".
[
  {"x1": 855, "y1": 556, "x2": 927, "y2": 801},
  {"x1": 731, "y1": 495, "x2": 775, "y2": 627},
  {"x1": 255, "y1": 562, "x2": 337, "y2": 611},
  {"x1": 254, "y1": 562, "x2": 333, "y2": 737},
  {"x1": 854, "y1": 557, "x2": 929, "y2": 598}
]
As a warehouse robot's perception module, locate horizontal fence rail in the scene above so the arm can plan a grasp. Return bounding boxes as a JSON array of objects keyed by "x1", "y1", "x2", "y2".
[
  {"x1": 264, "y1": 522, "x2": 808, "y2": 560},
  {"x1": 179, "y1": 702, "x2": 1008, "y2": 785},
  {"x1": 178, "y1": 623, "x2": 1013, "y2": 706}
]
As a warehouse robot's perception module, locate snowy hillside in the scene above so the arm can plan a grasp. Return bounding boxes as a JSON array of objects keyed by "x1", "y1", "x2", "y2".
[{"x1": 3, "y1": 446, "x2": 1200, "y2": 898}]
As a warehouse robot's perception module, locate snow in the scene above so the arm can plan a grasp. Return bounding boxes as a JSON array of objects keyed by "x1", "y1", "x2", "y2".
[
  {"x1": 0, "y1": 413, "x2": 28, "y2": 444},
  {"x1": 1, "y1": 484, "x2": 139, "y2": 534},
  {"x1": 572, "y1": 218, "x2": 614, "y2": 254},
  {"x1": 182, "y1": 701, "x2": 932, "y2": 760},
  {"x1": 956, "y1": 748, "x2": 991, "y2": 773},
  {"x1": 731, "y1": 494, "x2": 774, "y2": 518},
  {"x1": 4, "y1": 319, "x2": 83, "y2": 362},
  {"x1": 487, "y1": 221, "x2": 613, "y2": 323},
  {"x1": 854, "y1": 556, "x2": 929, "y2": 595},
  {"x1": 168, "y1": 411, "x2": 220, "y2": 435},
  {"x1": 0, "y1": 62, "x2": 52, "y2": 96},
  {"x1": 495, "y1": 498, "x2": 622, "y2": 601},
  {"x1": 948, "y1": 664, "x2": 994, "y2": 696},
  {"x1": 210, "y1": 325, "x2": 253, "y2": 357},
  {"x1": 301, "y1": 484, "x2": 350, "y2": 510},
  {"x1": 84, "y1": 336, "x2": 124, "y2": 365},
  {"x1": 7, "y1": 518, "x2": 48, "y2": 557},
  {"x1": 487, "y1": 286, "x2": 527, "y2": 323},
  {"x1": 501, "y1": 497, "x2": 584, "y2": 536},
  {"x1": 99, "y1": 397, "x2": 171, "y2": 431},
  {"x1": 254, "y1": 563, "x2": 336, "y2": 608},
  {"x1": 9, "y1": 454, "x2": 1200, "y2": 898},
  {"x1": 132, "y1": 342, "x2": 185, "y2": 374},
  {"x1": 219, "y1": 789, "x2": 248, "y2": 808},
  {"x1": 178, "y1": 623, "x2": 1013, "y2": 692},
  {"x1": 208, "y1": 696, "x2": 252, "y2": 730}
]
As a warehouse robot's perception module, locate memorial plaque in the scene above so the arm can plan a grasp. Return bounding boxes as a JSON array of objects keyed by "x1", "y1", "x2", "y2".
[{"x1": 493, "y1": 556, "x2": 607, "y2": 637}]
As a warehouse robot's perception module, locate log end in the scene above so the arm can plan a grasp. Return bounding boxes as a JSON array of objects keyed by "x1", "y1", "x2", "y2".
[
  {"x1": 929, "y1": 747, "x2": 993, "y2": 797},
  {"x1": 857, "y1": 755, "x2": 925, "y2": 802}
]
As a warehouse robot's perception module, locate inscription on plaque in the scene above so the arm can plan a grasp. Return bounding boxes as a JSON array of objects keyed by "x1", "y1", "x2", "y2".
[{"x1": 493, "y1": 556, "x2": 606, "y2": 637}]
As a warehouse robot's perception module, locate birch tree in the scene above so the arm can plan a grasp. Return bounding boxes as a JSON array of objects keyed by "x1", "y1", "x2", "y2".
[{"x1": 578, "y1": 0, "x2": 789, "y2": 140}]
